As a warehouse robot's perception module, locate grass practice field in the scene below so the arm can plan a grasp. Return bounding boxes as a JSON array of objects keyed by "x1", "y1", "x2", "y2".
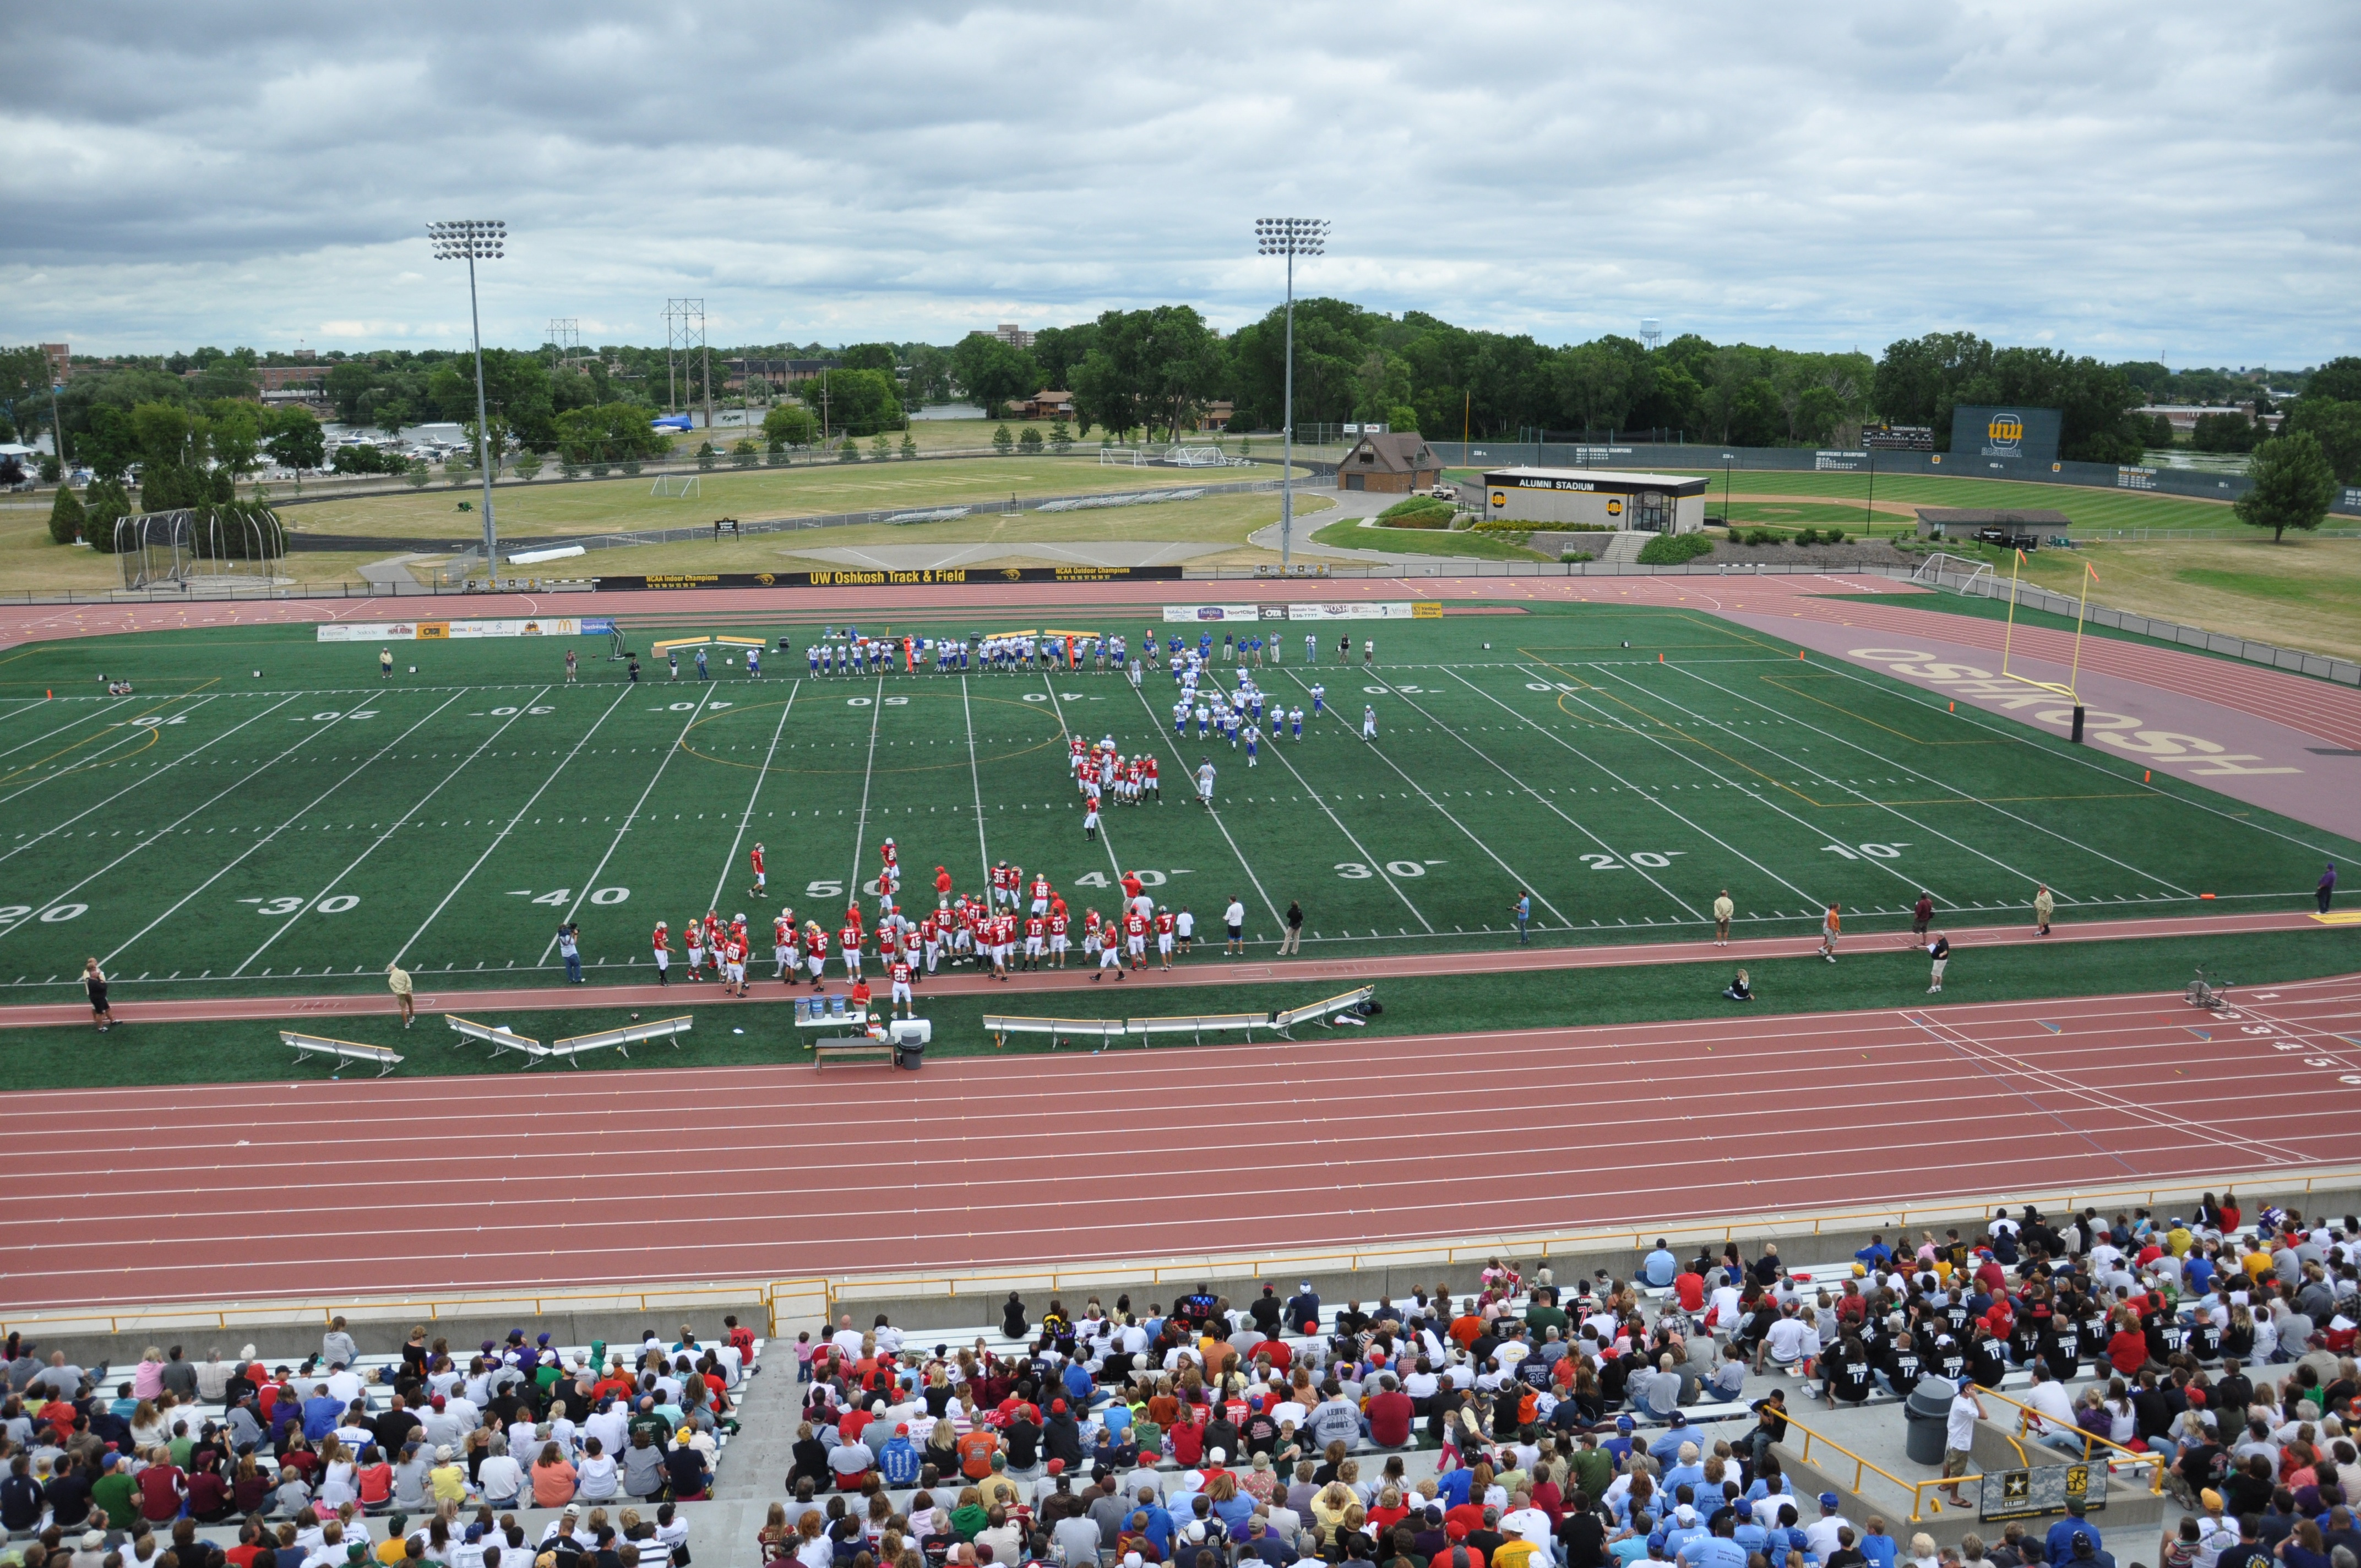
[{"x1": 1, "y1": 603, "x2": 2354, "y2": 1003}]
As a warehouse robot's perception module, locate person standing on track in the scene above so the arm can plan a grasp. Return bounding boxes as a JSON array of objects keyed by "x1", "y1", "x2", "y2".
[
  {"x1": 1925, "y1": 930, "x2": 1950, "y2": 994},
  {"x1": 1713, "y1": 889, "x2": 1733, "y2": 947},
  {"x1": 1911, "y1": 890, "x2": 1935, "y2": 938},
  {"x1": 387, "y1": 961, "x2": 415, "y2": 1026},
  {"x1": 2318, "y1": 862, "x2": 2336, "y2": 913},
  {"x1": 2033, "y1": 885, "x2": 2054, "y2": 936},
  {"x1": 1817, "y1": 903, "x2": 1841, "y2": 963},
  {"x1": 889, "y1": 956, "x2": 915, "y2": 1020}
]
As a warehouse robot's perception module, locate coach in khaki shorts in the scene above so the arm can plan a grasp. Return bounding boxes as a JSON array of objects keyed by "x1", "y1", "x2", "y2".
[
  {"x1": 1713, "y1": 890, "x2": 1733, "y2": 946},
  {"x1": 387, "y1": 962, "x2": 414, "y2": 1027}
]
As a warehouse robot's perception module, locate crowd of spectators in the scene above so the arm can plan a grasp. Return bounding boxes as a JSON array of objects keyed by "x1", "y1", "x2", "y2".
[
  {"x1": 0, "y1": 1315, "x2": 760, "y2": 1568},
  {"x1": 765, "y1": 1204, "x2": 2358, "y2": 1568}
]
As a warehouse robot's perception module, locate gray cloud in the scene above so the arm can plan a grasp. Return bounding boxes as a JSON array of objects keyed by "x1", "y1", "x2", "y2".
[{"x1": 2, "y1": 0, "x2": 2354, "y2": 362}]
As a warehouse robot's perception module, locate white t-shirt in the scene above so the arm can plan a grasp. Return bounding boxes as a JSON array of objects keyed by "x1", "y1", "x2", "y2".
[
  {"x1": 1946, "y1": 1391, "x2": 1981, "y2": 1451},
  {"x1": 1764, "y1": 1316, "x2": 1810, "y2": 1362},
  {"x1": 1225, "y1": 900, "x2": 1245, "y2": 927}
]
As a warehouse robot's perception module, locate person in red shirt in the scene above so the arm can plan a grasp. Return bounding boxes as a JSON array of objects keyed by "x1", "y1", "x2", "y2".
[
  {"x1": 749, "y1": 842, "x2": 766, "y2": 899},
  {"x1": 651, "y1": 922, "x2": 671, "y2": 986},
  {"x1": 1154, "y1": 908, "x2": 1176, "y2": 970},
  {"x1": 889, "y1": 958, "x2": 915, "y2": 1019},
  {"x1": 849, "y1": 978, "x2": 873, "y2": 1021},
  {"x1": 1024, "y1": 914, "x2": 1046, "y2": 971},
  {"x1": 1673, "y1": 1266, "x2": 1706, "y2": 1314},
  {"x1": 1366, "y1": 1375, "x2": 1413, "y2": 1448},
  {"x1": 805, "y1": 925, "x2": 830, "y2": 988},
  {"x1": 934, "y1": 865, "x2": 953, "y2": 907},
  {"x1": 839, "y1": 921, "x2": 864, "y2": 982},
  {"x1": 1047, "y1": 910, "x2": 1069, "y2": 969}
]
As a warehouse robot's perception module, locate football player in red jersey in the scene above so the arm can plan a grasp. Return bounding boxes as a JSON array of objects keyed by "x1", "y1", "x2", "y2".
[
  {"x1": 651, "y1": 920, "x2": 671, "y2": 986},
  {"x1": 1047, "y1": 907, "x2": 1069, "y2": 969},
  {"x1": 889, "y1": 956, "x2": 915, "y2": 1019}
]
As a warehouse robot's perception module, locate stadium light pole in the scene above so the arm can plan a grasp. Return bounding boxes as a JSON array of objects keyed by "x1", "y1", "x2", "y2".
[
  {"x1": 429, "y1": 220, "x2": 505, "y2": 580},
  {"x1": 1256, "y1": 218, "x2": 1326, "y2": 574}
]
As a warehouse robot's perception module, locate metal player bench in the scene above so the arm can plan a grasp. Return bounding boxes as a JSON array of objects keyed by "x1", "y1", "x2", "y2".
[
  {"x1": 281, "y1": 1032, "x2": 405, "y2": 1077},
  {"x1": 1270, "y1": 986, "x2": 1377, "y2": 1038},
  {"x1": 981, "y1": 1014, "x2": 1128, "y2": 1050}
]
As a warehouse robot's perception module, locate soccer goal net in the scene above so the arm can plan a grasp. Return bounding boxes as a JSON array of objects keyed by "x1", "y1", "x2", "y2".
[
  {"x1": 651, "y1": 475, "x2": 703, "y2": 498},
  {"x1": 117, "y1": 504, "x2": 289, "y2": 591}
]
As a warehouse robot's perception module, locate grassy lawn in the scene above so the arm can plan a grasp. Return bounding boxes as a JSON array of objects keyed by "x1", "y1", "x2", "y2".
[
  {"x1": 1899, "y1": 536, "x2": 2361, "y2": 665},
  {"x1": 1309, "y1": 519, "x2": 1551, "y2": 560},
  {"x1": 1445, "y1": 467, "x2": 2260, "y2": 533},
  {"x1": 508, "y1": 492, "x2": 1323, "y2": 576},
  {"x1": 3, "y1": 924, "x2": 2348, "y2": 1090},
  {"x1": 279, "y1": 455, "x2": 1241, "y2": 544}
]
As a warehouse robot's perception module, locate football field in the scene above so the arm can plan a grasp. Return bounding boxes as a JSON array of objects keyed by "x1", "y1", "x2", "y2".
[{"x1": 0, "y1": 603, "x2": 2351, "y2": 999}]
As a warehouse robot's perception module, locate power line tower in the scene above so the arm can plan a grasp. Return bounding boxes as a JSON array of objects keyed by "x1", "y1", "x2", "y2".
[
  {"x1": 547, "y1": 318, "x2": 580, "y2": 372},
  {"x1": 664, "y1": 298, "x2": 710, "y2": 428}
]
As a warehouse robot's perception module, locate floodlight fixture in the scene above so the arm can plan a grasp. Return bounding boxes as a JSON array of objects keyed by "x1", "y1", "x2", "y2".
[
  {"x1": 1254, "y1": 219, "x2": 1327, "y2": 571},
  {"x1": 428, "y1": 220, "x2": 506, "y2": 573}
]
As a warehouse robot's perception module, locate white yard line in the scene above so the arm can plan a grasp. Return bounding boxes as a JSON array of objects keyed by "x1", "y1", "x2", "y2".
[
  {"x1": 1448, "y1": 665, "x2": 1827, "y2": 907},
  {"x1": 0, "y1": 699, "x2": 128, "y2": 762},
  {"x1": 230, "y1": 687, "x2": 556, "y2": 976},
  {"x1": 539, "y1": 684, "x2": 726, "y2": 963},
  {"x1": 845, "y1": 677, "x2": 885, "y2": 901},
  {"x1": 1643, "y1": 660, "x2": 2193, "y2": 902},
  {"x1": 1527, "y1": 664, "x2": 1936, "y2": 906},
  {"x1": 395, "y1": 685, "x2": 637, "y2": 966},
  {"x1": 960, "y1": 676, "x2": 994, "y2": 891},
  {"x1": 1124, "y1": 680, "x2": 1283, "y2": 928},
  {"x1": 0, "y1": 696, "x2": 222, "y2": 810},
  {"x1": 710, "y1": 680, "x2": 802, "y2": 913},
  {"x1": 1252, "y1": 711, "x2": 1433, "y2": 933},
  {"x1": 1038, "y1": 671, "x2": 1127, "y2": 882},
  {"x1": 99, "y1": 689, "x2": 471, "y2": 970},
  {"x1": 1277, "y1": 668, "x2": 1573, "y2": 927},
  {"x1": 0, "y1": 694, "x2": 276, "y2": 868},
  {"x1": 0, "y1": 695, "x2": 318, "y2": 940}
]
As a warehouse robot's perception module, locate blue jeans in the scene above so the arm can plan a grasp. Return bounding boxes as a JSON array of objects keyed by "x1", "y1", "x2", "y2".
[{"x1": 565, "y1": 954, "x2": 583, "y2": 982}]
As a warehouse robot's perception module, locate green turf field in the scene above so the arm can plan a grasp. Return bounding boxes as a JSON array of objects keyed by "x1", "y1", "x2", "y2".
[
  {"x1": 1, "y1": 924, "x2": 2345, "y2": 1090},
  {"x1": 0, "y1": 602, "x2": 2352, "y2": 1002}
]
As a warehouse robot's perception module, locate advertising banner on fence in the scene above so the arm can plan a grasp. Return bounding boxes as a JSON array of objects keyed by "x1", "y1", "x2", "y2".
[
  {"x1": 1162, "y1": 602, "x2": 1440, "y2": 623},
  {"x1": 595, "y1": 565, "x2": 1185, "y2": 590},
  {"x1": 317, "y1": 618, "x2": 606, "y2": 643}
]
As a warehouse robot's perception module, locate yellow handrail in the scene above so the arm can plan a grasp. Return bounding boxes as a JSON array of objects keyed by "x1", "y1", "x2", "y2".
[
  {"x1": 1783, "y1": 1413, "x2": 1981, "y2": 1525},
  {"x1": 1977, "y1": 1387, "x2": 2163, "y2": 1492}
]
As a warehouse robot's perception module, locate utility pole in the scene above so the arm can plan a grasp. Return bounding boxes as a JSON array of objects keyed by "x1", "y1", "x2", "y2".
[
  {"x1": 1255, "y1": 218, "x2": 1327, "y2": 574},
  {"x1": 428, "y1": 220, "x2": 505, "y2": 578}
]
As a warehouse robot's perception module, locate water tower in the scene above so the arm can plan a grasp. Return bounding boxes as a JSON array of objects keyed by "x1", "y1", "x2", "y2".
[{"x1": 1640, "y1": 318, "x2": 1663, "y2": 351}]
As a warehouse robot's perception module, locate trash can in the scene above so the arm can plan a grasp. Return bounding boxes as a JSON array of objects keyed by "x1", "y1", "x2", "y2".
[
  {"x1": 890, "y1": 1018, "x2": 931, "y2": 1071},
  {"x1": 1903, "y1": 1374, "x2": 1957, "y2": 1467}
]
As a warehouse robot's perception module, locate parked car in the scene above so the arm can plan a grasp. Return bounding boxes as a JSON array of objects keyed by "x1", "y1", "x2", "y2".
[{"x1": 1975, "y1": 527, "x2": 2038, "y2": 550}]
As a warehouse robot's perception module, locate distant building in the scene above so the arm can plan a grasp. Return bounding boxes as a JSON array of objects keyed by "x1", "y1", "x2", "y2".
[
  {"x1": 2141, "y1": 401, "x2": 2283, "y2": 434},
  {"x1": 1482, "y1": 466, "x2": 1709, "y2": 532},
  {"x1": 40, "y1": 344, "x2": 69, "y2": 382},
  {"x1": 1913, "y1": 507, "x2": 2072, "y2": 541},
  {"x1": 993, "y1": 323, "x2": 1038, "y2": 350},
  {"x1": 1015, "y1": 389, "x2": 1073, "y2": 420},
  {"x1": 1197, "y1": 401, "x2": 1234, "y2": 431},
  {"x1": 729, "y1": 358, "x2": 842, "y2": 391},
  {"x1": 1337, "y1": 432, "x2": 1441, "y2": 493},
  {"x1": 258, "y1": 364, "x2": 329, "y2": 401}
]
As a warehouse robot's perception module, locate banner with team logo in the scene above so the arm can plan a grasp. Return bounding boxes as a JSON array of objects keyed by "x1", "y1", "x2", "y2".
[{"x1": 1162, "y1": 602, "x2": 1438, "y2": 623}]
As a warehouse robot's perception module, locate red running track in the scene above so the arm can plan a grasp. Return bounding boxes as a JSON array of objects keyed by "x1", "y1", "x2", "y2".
[
  {"x1": 5, "y1": 971, "x2": 2358, "y2": 1311},
  {"x1": 0, "y1": 907, "x2": 2323, "y2": 1031}
]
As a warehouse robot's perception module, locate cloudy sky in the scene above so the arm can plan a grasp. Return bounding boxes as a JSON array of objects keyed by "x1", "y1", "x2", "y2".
[{"x1": 4, "y1": 1, "x2": 2354, "y2": 364}]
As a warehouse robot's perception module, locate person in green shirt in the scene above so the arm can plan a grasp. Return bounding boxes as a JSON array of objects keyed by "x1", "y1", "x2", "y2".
[
  {"x1": 90, "y1": 1453, "x2": 135, "y2": 1527},
  {"x1": 1525, "y1": 1294, "x2": 1570, "y2": 1341},
  {"x1": 1565, "y1": 1430, "x2": 1613, "y2": 1505}
]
